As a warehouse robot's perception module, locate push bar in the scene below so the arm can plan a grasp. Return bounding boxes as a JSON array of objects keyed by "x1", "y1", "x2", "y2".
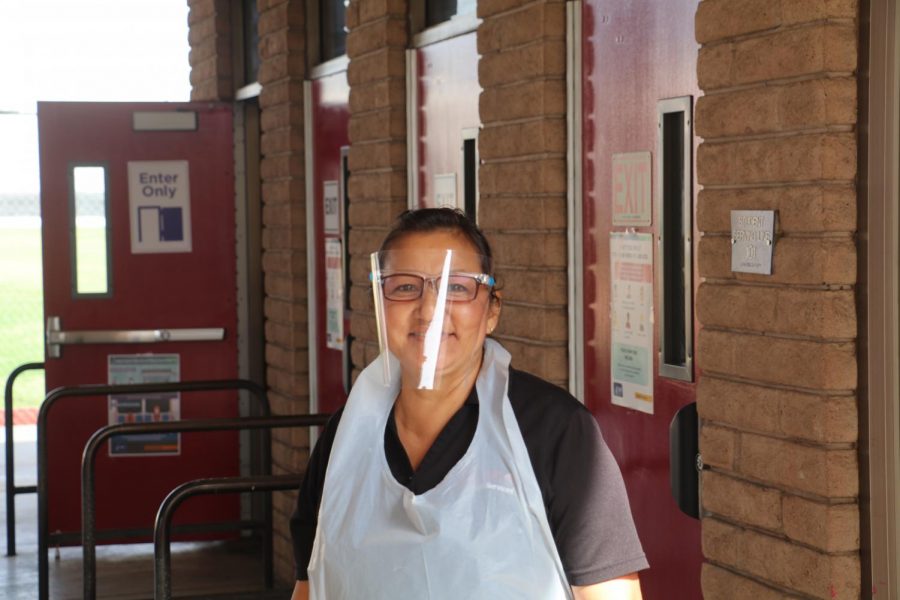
[{"x1": 45, "y1": 316, "x2": 225, "y2": 358}]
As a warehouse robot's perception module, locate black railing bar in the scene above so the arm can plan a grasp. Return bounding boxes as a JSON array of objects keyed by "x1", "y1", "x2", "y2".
[
  {"x1": 4, "y1": 361, "x2": 44, "y2": 556},
  {"x1": 154, "y1": 475, "x2": 304, "y2": 600},
  {"x1": 37, "y1": 378, "x2": 271, "y2": 600},
  {"x1": 41, "y1": 379, "x2": 270, "y2": 413},
  {"x1": 50, "y1": 519, "x2": 269, "y2": 546},
  {"x1": 82, "y1": 414, "x2": 329, "y2": 600},
  {"x1": 163, "y1": 590, "x2": 291, "y2": 600}
]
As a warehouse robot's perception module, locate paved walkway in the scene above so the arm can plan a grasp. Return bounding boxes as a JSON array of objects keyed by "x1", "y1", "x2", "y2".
[
  {"x1": 0, "y1": 409, "x2": 39, "y2": 426},
  {"x1": 1, "y1": 426, "x2": 284, "y2": 599}
]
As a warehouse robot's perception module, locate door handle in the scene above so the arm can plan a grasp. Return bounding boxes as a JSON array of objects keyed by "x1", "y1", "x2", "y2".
[
  {"x1": 46, "y1": 316, "x2": 225, "y2": 358},
  {"x1": 669, "y1": 401, "x2": 700, "y2": 519}
]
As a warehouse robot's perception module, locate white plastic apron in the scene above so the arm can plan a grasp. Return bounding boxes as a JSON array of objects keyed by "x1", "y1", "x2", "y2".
[{"x1": 308, "y1": 339, "x2": 572, "y2": 600}]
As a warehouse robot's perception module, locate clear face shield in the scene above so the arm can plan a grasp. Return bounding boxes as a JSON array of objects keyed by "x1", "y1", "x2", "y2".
[{"x1": 371, "y1": 248, "x2": 496, "y2": 390}]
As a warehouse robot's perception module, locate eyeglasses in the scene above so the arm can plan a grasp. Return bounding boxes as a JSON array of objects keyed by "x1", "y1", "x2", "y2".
[{"x1": 378, "y1": 272, "x2": 495, "y2": 302}]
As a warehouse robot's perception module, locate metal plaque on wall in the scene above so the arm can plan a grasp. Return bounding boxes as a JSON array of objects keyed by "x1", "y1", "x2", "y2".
[{"x1": 731, "y1": 210, "x2": 775, "y2": 274}]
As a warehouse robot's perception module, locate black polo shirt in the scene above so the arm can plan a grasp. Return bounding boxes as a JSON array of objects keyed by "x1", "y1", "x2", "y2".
[{"x1": 290, "y1": 367, "x2": 648, "y2": 586}]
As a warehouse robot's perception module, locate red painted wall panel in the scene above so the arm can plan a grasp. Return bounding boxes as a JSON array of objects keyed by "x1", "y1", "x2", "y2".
[{"x1": 581, "y1": 2, "x2": 703, "y2": 596}]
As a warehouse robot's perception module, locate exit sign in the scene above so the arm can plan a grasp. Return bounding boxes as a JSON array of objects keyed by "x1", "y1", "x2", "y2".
[{"x1": 612, "y1": 152, "x2": 652, "y2": 227}]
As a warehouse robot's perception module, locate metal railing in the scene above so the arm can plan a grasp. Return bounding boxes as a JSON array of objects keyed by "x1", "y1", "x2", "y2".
[
  {"x1": 153, "y1": 474, "x2": 305, "y2": 600},
  {"x1": 4, "y1": 361, "x2": 44, "y2": 556},
  {"x1": 81, "y1": 413, "x2": 330, "y2": 600},
  {"x1": 37, "y1": 379, "x2": 271, "y2": 600}
]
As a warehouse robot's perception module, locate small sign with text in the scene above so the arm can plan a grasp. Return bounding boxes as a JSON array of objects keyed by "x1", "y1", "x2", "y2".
[{"x1": 731, "y1": 210, "x2": 775, "y2": 275}]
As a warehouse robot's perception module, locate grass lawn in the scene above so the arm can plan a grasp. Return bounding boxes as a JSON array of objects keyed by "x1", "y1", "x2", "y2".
[
  {"x1": 0, "y1": 224, "x2": 109, "y2": 408},
  {"x1": 0, "y1": 225, "x2": 45, "y2": 408}
]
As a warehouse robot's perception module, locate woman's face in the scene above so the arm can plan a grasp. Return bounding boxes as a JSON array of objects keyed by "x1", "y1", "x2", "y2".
[{"x1": 381, "y1": 230, "x2": 500, "y2": 389}]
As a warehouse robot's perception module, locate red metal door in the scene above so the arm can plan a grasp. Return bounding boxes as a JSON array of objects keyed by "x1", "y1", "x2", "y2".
[
  {"x1": 38, "y1": 102, "x2": 240, "y2": 542},
  {"x1": 309, "y1": 72, "x2": 350, "y2": 414},
  {"x1": 581, "y1": 2, "x2": 703, "y2": 597},
  {"x1": 414, "y1": 32, "x2": 480, "y2": 210}
]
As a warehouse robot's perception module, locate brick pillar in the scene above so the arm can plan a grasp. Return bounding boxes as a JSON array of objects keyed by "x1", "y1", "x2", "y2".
[
  {"x1": 188, "y1": 0, "x2": 233, "y2": 101},
  {"x1": 476, "y1": 1, "x2": 568, "y2": 386},
  {"x1": 345, "y1": 0, "x2": 409, "y2": 379},
  {"x1": 256, "y1": 0, "x2": 308, "y2": 583},
  {"x1": 694, "y1": 2, "x2": 861, "y2": 598}
]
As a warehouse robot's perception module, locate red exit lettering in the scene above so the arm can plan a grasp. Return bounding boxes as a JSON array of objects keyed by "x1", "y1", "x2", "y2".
[{"x1": 612, "y1": 152, "x2": 652, "y2": 224}]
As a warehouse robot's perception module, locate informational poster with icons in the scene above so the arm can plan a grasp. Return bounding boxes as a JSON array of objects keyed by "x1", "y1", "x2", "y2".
[
  {"x1": 610, "y1": 232, "x2": 654, "y2": 414},
  {"x1": 107, "y1": 354, "x2": 181, "y2": 456},
  {"x1": 325, "y1": 238, "x2": 344, "y2": 350}
]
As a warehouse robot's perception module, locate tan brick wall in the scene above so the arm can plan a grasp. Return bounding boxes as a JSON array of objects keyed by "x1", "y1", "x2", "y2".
[
  {"x1": 188, "y1": 0, "x2": 308, "y2": 584},
  {"x1": 256, "y1": 0, "x2": 308, "y2": 584},
  {"x1": 188, "y1": 0, "x2": 233, "y2": 100},
  {"x1": 345, "y1": 0, "x2": 409, "y2": 379},
  {"x1": 694, "y1": 1, "x2": 860, "y2": 598},
  {"x1": 477, "y1": 0, "x2": 568, "y2": 386}
]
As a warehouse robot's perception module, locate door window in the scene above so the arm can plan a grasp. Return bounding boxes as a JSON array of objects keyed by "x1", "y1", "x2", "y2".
[
  {"x1": 69, "y1": 164, "x2": 110, "y2": 296},
  {"x1": 426, "y1": 0, "x2": 476, "y2": 27},
  {"x1": 462, "y1": 134, "x2": 477, "y2": 221},
  {"x1": 320, "y1": 0, "x2": 347, "y2": 61},
  {"x1": 241, "y1": 0, "x2": 261, "y2": 85},
  {"x1": 656, "y1": 97, "x2": 694, "y2": 381}
]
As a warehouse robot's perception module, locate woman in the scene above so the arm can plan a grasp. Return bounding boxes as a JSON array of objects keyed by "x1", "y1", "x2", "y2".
[{"x1": 291, "y1": 209, "x2": 647, "y2": 599}]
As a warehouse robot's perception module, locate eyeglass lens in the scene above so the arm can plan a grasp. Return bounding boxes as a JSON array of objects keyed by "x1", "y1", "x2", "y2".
[{"x1": 383, "y1": 274, "x2": 481, "y2": 301}]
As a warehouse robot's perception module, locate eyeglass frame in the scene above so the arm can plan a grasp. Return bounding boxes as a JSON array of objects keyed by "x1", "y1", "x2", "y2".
[{"x1": 372, "y1": 271, "x2": 496, "y2": 302}]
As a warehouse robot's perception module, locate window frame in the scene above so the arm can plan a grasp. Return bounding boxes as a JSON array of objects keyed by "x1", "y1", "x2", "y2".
[{"x1": 655, "y1": 96, "x2": 694, "y2": 382}]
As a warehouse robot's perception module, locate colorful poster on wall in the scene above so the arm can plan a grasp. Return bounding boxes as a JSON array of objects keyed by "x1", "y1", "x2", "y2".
[
  {"x1": 323, "y1": 180, "x2": 340, "y2": 235},
  {"x1": 107, "y1": 354, "x2": 181, "y2": 456},
  {"x1": 434, "y1": 173, "x2": 457, "y2": 208},
  {"x1": 610, "y1": 232, "x2": 654, "y2": 414},
  {"x1": 127, "y1": 160, "x2": 192, "y2": 253},
  {"x1": 325, "y1": 238, "x2": 344, "y2": 350}
]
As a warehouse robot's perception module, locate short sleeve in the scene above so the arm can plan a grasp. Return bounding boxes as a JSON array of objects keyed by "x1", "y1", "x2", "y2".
[
  {"x1": 289, "y1": 408, "x2": 343, "y2": 581},
  {"x1": 548, "y1": 408, "x2": 649, "y2": 585}
]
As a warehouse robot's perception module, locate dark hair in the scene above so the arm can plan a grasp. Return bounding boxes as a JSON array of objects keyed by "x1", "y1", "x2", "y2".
[{"x1": 379, "y1": 208, "x2": 494, "y2": 276}]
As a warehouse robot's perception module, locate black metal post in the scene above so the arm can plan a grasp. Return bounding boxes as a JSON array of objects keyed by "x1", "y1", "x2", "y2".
[
  {"x1": 4, "y1": 362, "x2": 44, "y2": 556},
  {"x1": 153, "y1": 475, "x2": 304, "y2": 600},
  {"x1": 37, "y1": 378, "x2": 270, "y2": 600},
  {"x1": 81, "y1": 413, "x2": 328, "y2": 600}
]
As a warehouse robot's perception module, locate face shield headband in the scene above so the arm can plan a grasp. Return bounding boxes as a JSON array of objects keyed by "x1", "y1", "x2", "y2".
[{"x1": 370, "y1": 249, "x2": 495, "y2": 390}]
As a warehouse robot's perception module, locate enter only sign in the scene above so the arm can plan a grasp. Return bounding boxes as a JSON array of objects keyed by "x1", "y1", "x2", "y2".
[
  {"x1": 612, "y1": 152, "x2": 652, "y2": 227},
  {"x1": 127, "y1": 160, "x2": 192, "y2": 254}
]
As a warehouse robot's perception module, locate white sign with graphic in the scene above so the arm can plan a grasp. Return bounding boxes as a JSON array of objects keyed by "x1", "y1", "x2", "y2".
[
  {"x1": 325, "y1": 238, "x2": 344, "y2": 350},
  {"x1": 434, "y1": 173, "x2": 458, "y2": 208},
  {"x1": 323, "y1": 180, "x2": 340, "y2": 235},
  {"x1": 610, "y1": 232, "x2": 654, "y2": 414},
  {"x1": 128, "y1": 160, "x2": 192, "y2": 253}
]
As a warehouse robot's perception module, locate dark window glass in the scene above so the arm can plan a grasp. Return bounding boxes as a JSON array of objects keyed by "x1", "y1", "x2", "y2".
[
  {"x1": 425, "y1": 0, "x2": 476, "y2": 27},
  {"x1": 661, "y1": 111, "x2": 686, "y2": 367},
  {"x1": 321, "y1": 0, "x2": 347, "y2": 61},
  {"x1": 243, "y1": 0, "x2": 260, "y2": 84},
  {"x1": 341, "y1": 149, "x2": 352, "y2": 393},
  {"x1": 341, "y1": 150, "x2": 351, "y2": 312},
  {"x1": 463, "y1": 138, "x2": 477, "y2": 220}
]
